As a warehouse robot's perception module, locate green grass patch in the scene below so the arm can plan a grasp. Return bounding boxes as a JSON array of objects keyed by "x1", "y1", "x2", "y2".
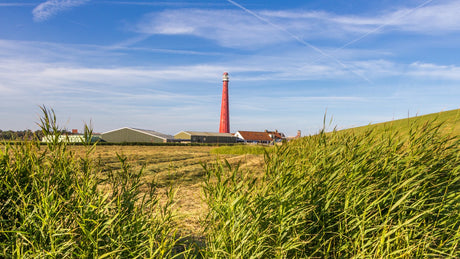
[{"x1": 210, "y1": 144, "x2": 273, "y2": 155}]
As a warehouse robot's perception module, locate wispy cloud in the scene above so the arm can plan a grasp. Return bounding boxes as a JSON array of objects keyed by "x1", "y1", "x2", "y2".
[
  {"x1": 100, "y1": 1, "x2": 224, "y2": 7},
  {"x1": 135, "y1": 0, "x2": 460, "y2": 49},
  {"x1": 3, "y1": 38, "x2": 460, "y2": 98},
  {"x1": 408, "y1": 62, "x2": 460, "y2": 80},
  {"x1": 32, "y1": 0, "x2": 90, "y2": 22},
  {"x1": 135, "y1": 9, "x2": 284, "y2": 48},
  {"x1": 261, "y1": 0, "x2": 460, "y2": 36},
  {"x1": 0, "y1": 3, "x2": 35, "y2": 7},
  {"x1": 282, "y1": 96, "x2": 367, "y2": 102},
  {"x1": 385, "y1": 0, "x2": 460, "y2": 33}
]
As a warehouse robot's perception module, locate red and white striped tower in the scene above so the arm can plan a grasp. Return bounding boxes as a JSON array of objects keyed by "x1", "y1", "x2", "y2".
[{"x1": 219, "y1": 72, "x2": 230, "y2": 133}]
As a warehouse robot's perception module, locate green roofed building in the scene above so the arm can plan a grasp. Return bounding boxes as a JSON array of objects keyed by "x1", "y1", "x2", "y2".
[
  {"x1": 101, "y1": 127, "x2": 173, "y2": 143},
  {"x1": 174, "y1": 131, "x2": 237, "y2": 144}
]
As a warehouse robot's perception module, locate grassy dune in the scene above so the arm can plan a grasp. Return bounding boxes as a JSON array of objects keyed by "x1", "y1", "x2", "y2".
[
  {"x1": 203, "y1": 110, "x2": 459, "y2": 257},
  {"x1": 350, "y1": 108, "x2": 460, "y2": 135}
]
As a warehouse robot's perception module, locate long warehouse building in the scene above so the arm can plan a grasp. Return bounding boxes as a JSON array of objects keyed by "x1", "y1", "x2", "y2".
[
  {"x1": 101, "y1": 127, "x2": 173, "y2": 143},
  {"x1": 174, "y1": 131, "x2": 237, "y2": 144}
]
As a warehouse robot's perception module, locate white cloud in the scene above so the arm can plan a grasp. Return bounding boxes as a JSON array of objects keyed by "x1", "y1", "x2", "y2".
[
  {"x1": 387, "y1": 1, "x2": 460, "y2": 32},
  {"x1": 3, "y1": 36, "x2": 460, "y2": 95},
  {"x1": 135, "y1": 1, "x2": 460, "y2": 49},
  {"x1": 135, "y1": 9, "x2": 285, "y2": 48},
  {"x1": 262, "y1": 0, "x2": 460, "y2": 33},
  {"x1": 33, "y1": 0, "x2": 90, "y2": 22},
  {"x1": 408, "y1": 62, "x2": 460, "y2": 80},
  {"x1": 282, "y1": 96, "x2": 366, "y2": 102},
  {"x1": 0, "y1": 3, "x2": 35, "y2": 7}
]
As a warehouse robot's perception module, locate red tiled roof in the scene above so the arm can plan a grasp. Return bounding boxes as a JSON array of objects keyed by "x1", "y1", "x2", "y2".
[
  {"x1": 236, "y1": 131, "x2": 272, "y2": 142},
  {"x1": 265, "y1": 130, "x2": 285, "y2": 139}
]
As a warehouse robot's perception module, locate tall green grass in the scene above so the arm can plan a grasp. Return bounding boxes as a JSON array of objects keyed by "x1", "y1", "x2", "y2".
[
  {"x1": 202, "y1": 117, "x2": 460, "y2": 258},
  {"x1": 0, "y1": 107, "x2": 193, "y2": 258}
]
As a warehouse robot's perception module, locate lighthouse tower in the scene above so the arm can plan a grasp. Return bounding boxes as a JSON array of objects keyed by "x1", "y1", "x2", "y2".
[{"x1": 219, "y1": 72, "x2": 230, "y2": 133}]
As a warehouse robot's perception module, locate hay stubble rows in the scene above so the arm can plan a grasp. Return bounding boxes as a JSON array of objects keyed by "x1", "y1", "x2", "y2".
[{"x1": 71, "y1": 145, "x2": 266, "y2": 237}]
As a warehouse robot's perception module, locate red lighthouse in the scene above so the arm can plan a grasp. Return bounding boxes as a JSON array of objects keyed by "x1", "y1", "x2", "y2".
[{"x1": 219, "y1": 72, "x2": 230, "y2": 133}]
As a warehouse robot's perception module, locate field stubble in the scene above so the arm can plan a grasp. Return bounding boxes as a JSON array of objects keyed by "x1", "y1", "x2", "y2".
[{"x1": 71, "y1": 145, "x2": 266, "y2": 237}]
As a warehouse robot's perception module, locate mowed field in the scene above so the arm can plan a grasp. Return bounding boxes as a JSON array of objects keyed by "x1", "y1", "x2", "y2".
[{"x1": 70, "y1": 145, "x2": 266, "y2": 237}]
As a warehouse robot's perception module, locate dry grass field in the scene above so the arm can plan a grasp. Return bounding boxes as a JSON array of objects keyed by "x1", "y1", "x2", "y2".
[{"x1": 70, "y1": 145, "x2": 266, "y2": 238}]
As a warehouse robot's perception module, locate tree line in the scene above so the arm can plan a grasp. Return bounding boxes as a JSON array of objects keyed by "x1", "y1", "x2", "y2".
[
  {"x1": 0, "y1": 129, "x2": 71, "y2": 140},
  {"x1": 0, "y1": 130, "x2": 44, "y2": 140}
]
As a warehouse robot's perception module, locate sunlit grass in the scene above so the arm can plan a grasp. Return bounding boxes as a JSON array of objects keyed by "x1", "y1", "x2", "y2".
[
  {"x1": 202, "y1": 116, "x2": 460, "y2": 258},
  {"x1": 350, "y1": 108, "x2": 460, "y2": 136},
  {"x1": 210, "y1": 144, "x2": 273, "y2": 155}
]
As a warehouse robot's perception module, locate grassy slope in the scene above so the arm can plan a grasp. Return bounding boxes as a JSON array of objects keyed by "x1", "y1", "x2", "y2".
[
  {"x1": 349, "y1": 108, "x2": 460, "y2": 135},
  {"x1": 203, "y1": 109, "x2": 460, "y2": 258}
]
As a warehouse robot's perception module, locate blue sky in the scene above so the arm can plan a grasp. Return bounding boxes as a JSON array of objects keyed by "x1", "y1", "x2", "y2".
[{"x1": 0, "y1": 0, "x2": 459, "y2": 136}]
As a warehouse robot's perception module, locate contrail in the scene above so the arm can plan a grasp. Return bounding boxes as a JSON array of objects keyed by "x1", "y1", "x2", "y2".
[
  {"x1": 314, "y1": 0, "x2": 435, "y2": 61},
  {"x1": 226, "y1": 0, "x2": 373, "y2": 84}
]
